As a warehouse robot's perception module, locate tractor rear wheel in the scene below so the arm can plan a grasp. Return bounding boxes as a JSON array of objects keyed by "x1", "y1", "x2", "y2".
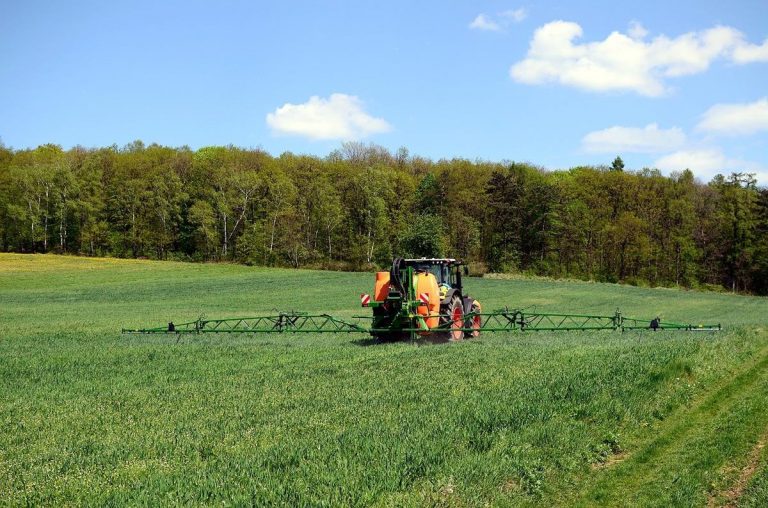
[
  {"x1": 464, "y1": 302, "x2": 481, "y2": 338},
  {"x1": 446, "y1": 296, "x2": 464, "y2": 341}
]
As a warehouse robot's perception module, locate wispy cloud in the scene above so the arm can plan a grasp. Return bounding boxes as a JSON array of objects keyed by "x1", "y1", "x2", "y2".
[
  {"x1": 654, "y1": 148, "x2": 768, "y2": 183},
  {"x1": 627, "y1": 20, "x2": 648, "y2": 40},
  {"x1": 500, "y1": 8, "x2": 527, "y2": 23},
  {"x1": 582, "y1": 123, "x2": 686, "y2": 153},
  {"x1": 583, "y1": 98, "x2": 768, "y2": 184},
  {"x1": 696, "y1": 97, "x2": 768, "y2": 135},
  {"x1": 469, "y1": 14, "x2": 501, "y2": 32},
  {"x1": 470, "y1": 8, "x2": 527, "y2": 32},
  {"x1": 732, "y1": 39, "x2": 768, "y2": 63},
  {"x1": 511, "y1": 21, "x2": 768, "y2": 96},
  {"x1": 266, "y1": 94, "x2": 391, "y2": 141}
]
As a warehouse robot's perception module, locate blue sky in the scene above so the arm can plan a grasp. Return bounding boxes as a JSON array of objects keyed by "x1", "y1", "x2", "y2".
[{"x1": 1, "y1": 0, "x2": 767, "y2": 183}]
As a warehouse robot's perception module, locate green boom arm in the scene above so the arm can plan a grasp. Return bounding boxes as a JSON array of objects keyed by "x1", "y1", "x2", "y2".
[{"x1": 122, "y1": 309, "x2": 720, "y2": 335}]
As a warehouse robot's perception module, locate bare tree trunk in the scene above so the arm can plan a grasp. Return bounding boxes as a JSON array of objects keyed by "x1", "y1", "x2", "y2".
[
  {"x1": 28, "y1": 199, "x2": 36, "y2": 250},
  {"x1": 131, "y1": 209, "x2": 137, "y2": 257},
  {"x1": 159, "y1": 213, "x2": 167, "y2": 259},
  {"x1": 59, "y1": 190, "x2": 67, "y2": 252},
  {"x1": 222, "y1": 214, "x2": 228, "y2": 257},
  {"x1": 270, "y1": 213, "x2": 278, "y2": 253},
  {"x1": 226, "y1": 205, "x2": 249, "y2": 252},
  {"x1": 43, "y1": 187, "x2": 49, "y2": 251},
  {"x1": 367, "y1": 227, "x2": 374, "y2": 263}
]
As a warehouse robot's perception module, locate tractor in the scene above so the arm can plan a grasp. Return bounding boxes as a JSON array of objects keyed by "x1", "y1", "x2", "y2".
[{"x1": 361, "y1": 257, "x2": 482, "y2": 341}]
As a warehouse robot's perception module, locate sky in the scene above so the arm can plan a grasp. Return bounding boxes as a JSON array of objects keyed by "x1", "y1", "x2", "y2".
[{"x1": 1, "y1": 0, "x2": 767, "y2": 184}]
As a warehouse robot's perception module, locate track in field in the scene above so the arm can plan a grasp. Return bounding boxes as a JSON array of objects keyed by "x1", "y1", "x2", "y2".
[{"x1": 574, "y1": 345, "x2": 768, "y2": 506}]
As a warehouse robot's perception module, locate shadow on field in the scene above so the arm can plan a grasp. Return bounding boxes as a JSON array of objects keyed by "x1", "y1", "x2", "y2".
[
  {"x1": 350, "y1": 338, "x2": 385, "y2": 347},
  {"x1": 350, "y1": 335, "x2": 454, "y2": 347}
]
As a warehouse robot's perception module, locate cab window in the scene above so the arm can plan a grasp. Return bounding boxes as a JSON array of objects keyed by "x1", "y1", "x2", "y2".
[{"x1": 429, "y1": 265, "x2": 443, "y2": 283}]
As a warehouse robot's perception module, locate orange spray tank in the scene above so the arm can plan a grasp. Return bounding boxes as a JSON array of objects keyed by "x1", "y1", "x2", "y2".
[
  {"x1": 415, "y1": 272, "x2": 440, "y2": 330},
  {"x1": 374, "y1": 271, "x2": 390, "y2": 301}
]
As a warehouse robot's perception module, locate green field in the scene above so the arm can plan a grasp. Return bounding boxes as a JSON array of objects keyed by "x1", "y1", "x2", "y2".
[{"x1": 1, "y1": 253, "x2": 767, "y2": 507}]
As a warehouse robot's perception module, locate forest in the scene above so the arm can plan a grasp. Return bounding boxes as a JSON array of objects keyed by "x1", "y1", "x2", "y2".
[{"x1": 0, "y1": 141, "x2": 766, "y2": 294}]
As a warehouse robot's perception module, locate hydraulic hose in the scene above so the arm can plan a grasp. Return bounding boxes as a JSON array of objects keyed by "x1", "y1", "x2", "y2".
[{"x1": 390, "y1": 257, "x2": 406, "y2": 295}]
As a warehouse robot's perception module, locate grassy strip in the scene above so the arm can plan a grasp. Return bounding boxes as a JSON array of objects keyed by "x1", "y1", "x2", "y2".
[
  {"x1": 569, "y1": 346, "x2": 768, "y2": 507},
  {"x1": 735, "y1": 435, "x2": 768, "y2": 507}
]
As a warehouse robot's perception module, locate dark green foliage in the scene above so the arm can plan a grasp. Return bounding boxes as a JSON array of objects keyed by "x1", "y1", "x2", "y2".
[
  {"x1": 753, "y1": 189, "x2": 768, "y2": 295},
  {"x1": 0, "y1": 142, "x2": 766, "y2": 292},
  {"x1": 416, "y1": 172, "x2": 442, "y2": 215},
  {"x1": 397, "y1": 214, "x2": 446, "y2": 258},
  {"x1": 483, "y1": 167, "x2": 523, "y2": 271},
  {"x1": 712, "y1": 173, "x2": 760, "y2": 292}
]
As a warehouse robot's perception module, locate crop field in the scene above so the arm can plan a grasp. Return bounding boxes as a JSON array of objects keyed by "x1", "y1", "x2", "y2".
[{"x1": 1, "y1": 253, "x2": 768, "y2": 507}]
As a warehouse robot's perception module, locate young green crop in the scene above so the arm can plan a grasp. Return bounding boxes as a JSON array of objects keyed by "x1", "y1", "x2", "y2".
[{"x1": 1, "y1": 253, "x2": 767, "y2": 506}]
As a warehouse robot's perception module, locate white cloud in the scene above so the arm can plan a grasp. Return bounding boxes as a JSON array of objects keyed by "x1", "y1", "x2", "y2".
[
  {"x1": 654, "y1": 148, "x2": 768, "y2": 184},
  {"x1": 510, "y1": 21, "x2": 768, "y2": 96},
  {"x1": 654, "y1": 148, "x2": 728, "y2": 175},
  {"x1": 266, "y1": 94, "x2": 391, "y2": 141},
  {"x1": 470, "y1": 8, "x2": 527, "y2": 32},
  {"x1": 696, "y1": 97, "x2": 768, "y2": 135},
  {"x1": 501, "y1": 8, "x2": 527, "y2": 23},
  {"x1": 469, "y1": 14, "x2": 501, "y2": 32},
  {"x1": 582, "y1": 123, "x2": 686, "y2": 153}
]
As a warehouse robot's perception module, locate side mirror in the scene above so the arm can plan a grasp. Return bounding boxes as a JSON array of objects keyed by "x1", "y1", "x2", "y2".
[{"x1": 463, "y1": 266, "x2": 469, "y2": 276}]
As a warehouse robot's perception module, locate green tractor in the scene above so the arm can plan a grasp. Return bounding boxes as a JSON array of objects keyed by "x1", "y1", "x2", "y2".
[{"x1": 362, "y1": 257, "x2": 482, "y2": 341}]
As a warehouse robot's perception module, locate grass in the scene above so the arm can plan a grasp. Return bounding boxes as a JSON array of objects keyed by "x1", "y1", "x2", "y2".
[
  {"x1": 1, "y1": 253, "x2": 767, "y2": 506},
  {"x1": 740, "y1": 463, "x2": 768, "y2": 507}
]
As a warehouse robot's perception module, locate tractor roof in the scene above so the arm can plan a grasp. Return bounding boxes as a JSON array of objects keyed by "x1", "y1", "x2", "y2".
[{"x1": 403, "y1": 258, "x2": 462, "y2": 265}]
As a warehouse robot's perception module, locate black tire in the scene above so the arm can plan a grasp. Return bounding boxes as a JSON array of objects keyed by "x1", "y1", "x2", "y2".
[
  {"x1": 372, "y1": 305, "x2": 408, "y2": 342},
  {"x1": 464, "y1": 302, "x2": 481, "y2": 338},
  {"x1": 372, "y1": 305, "x2": 394, "y2": 341},
  {"x1": 442, "y1": 296, "x2": 464, "y2": 341}
]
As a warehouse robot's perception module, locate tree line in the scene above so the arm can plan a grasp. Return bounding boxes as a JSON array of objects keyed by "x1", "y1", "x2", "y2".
[{"x1": 1, "y1": 141, "x2": 766, "y2": 294}]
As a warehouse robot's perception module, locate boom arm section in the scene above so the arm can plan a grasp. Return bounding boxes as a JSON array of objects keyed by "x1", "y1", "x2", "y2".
[{"x1": 122, "y1": 312, "x2": 368, "y2": 335}]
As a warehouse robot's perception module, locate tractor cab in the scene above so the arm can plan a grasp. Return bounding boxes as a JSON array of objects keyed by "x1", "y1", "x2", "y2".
[{"x1": 403, "y1": 258, "x2": 465, "y2": 304}]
